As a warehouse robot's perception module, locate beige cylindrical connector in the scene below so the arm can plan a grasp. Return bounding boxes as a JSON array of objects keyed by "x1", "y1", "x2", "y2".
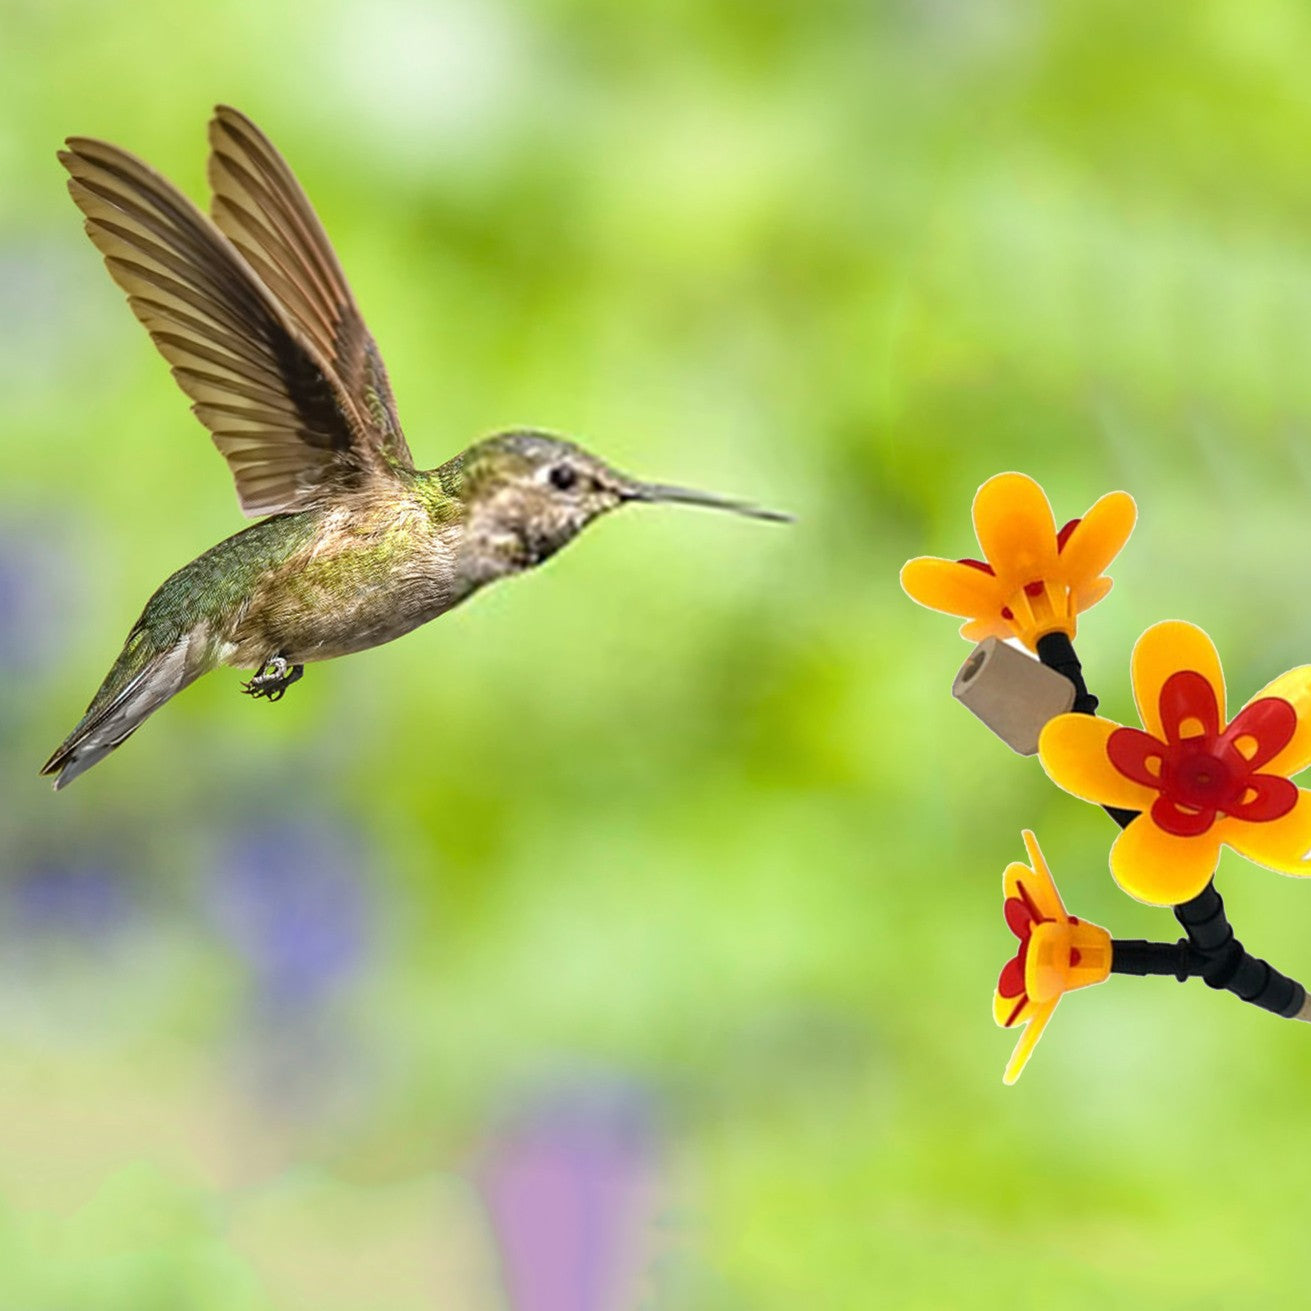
[{"x1": 952, "y1": 637, "x2": 1076, "y2": 756}]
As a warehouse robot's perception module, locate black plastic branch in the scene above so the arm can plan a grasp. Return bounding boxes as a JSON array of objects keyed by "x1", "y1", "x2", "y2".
[
  {"x1": 1035, "y1": 631, "x2": 1099, "y2": 715},
  {"x1": 1034, "y1": 631, "x2": 1138, "y2": 827},
  {"x1": 1110, "y1": 939, "x2": 1205, "y2": 980},
  {"x1": 1173, "y1": 884, "x2": 1306, "y2": 1018}
]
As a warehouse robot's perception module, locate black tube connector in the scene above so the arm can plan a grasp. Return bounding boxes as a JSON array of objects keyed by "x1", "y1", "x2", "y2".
[
  {"x1": 1174, "y1": 884, "x2": 1306, "y2": 1018},
  {"x1": 1110, "y1": 939, "x2": 1205, "y2": 981},
  {"x1": 1034, "y1": 631, "x2": 1139, "y2": 828},
  {"x1": 1035, "y1": 630, "x2": 1099, "y2": 715}
]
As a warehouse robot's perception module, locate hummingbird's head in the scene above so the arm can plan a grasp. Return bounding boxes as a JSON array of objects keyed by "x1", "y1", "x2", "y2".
[{"x1": 453, "y1": 430, "x2": 790, "y2": 580}]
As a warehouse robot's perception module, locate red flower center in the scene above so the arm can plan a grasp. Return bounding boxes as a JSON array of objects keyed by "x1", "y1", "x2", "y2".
[
  {"x1": 1168, "y1": 746, "x2": 1231, "y2": 803},
  {"x1": 1107, "y1": 670, "x2": 1297, "y2": 838}
]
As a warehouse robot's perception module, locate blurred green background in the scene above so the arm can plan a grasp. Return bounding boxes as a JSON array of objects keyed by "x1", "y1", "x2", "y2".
[{"x1": 6, "y1": 0, "x2": 1311, "y2": 1306}]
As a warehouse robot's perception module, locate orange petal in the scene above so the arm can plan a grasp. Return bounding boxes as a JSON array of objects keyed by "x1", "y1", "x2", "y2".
[
  {"x1": 900, "y1": 557, "x2": 1001, "y2": 619},
  {"x1": 961, "y1": 616, "x2": 1009, "y2": 643},
  {"x1": 1220, "y1": 789, "x2": 1311, "y2": 876},
  {"x1": 1247, "y1": 666, "x2": 1311, "y2": 779},
  {"x1": 1002, "y1": 998, "x2": 1057, "y2": 1085},
  {"x1": 971, "y1": 473, "x2": 1057, "y2": 585},
  {"x1": 1038, "y1": 714, "x2": 1158, "y2": 811},
  {"x1": 1071, "y1": 576, "x2": 1113, "y2": 614},
  {"x1": 1055, "y1": 491, "x2": 1137, "y2": 589},
  {"x1": 1108, "y1": 817, "x2": 1220, "y2": 906},
  {"x1": 1131, "y1": 621, "x2": 1226, "y2": 740}
]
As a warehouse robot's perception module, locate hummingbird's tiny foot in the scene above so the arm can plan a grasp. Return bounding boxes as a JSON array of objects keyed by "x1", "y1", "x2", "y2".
[{"x1": 242, "y1": 657, "x2": 304, "y2": 702}]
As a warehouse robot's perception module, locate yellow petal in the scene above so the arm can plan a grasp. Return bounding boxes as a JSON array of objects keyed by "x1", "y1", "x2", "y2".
[
  {"x1": 1001, "y1": 857, "x2": 1029, "y2": 904},
  {"x1": 900, "y1": 556, "x2": 1001, "y2": 619},
  {"x1": 1002, "y1": 999, "x2": 1057, "y2": 1085},
  {"x1": 993, "y1": 986, "x2": 1033, "y2": 1028},
  {"x1": 1247, "y1": 666, "x2": 1311, "y2": 778},
  {"x1": 1220, "y1": 789, "x2": 1311, "y2": 877},
  {"x1": 1108, "y1": 817, "x2": 1220, "y2": 906},
  {"x1": 1055, "y1": 490, "x2": 1137, "y2": 589},
  {"x1": 1019, "y1": 829, "x2": 1067, "y2": 919},
  {"x1": 1131, "y1": 621, "x2": 1226, "y2": 740},
  {"x1": 1038, "y1": 713, "x2": 1158, "y2": 811},
  {"x1": 972, "y1": 473, "x2": 1057, "y2": 585}
]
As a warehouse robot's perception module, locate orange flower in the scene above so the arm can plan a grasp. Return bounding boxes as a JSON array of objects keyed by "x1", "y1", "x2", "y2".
[
  {"x1": 995, "y1": 831, "x2": 1112, "y2": 1085},
  {"x1": 901, "y1": 473, "x2": 1136, "y2": 651},
  {"x1": 1039, "y1": 622, "x2": 1311, "y2": 906}
]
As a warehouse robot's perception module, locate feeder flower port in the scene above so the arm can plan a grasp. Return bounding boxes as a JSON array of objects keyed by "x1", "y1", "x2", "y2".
[
  {"x1": 1039, "y1": 621, "x2": 1311, "y2": 906},
  {"x1": 995, "y1": 830, "x2": 1112, "y2": 1084},
  {"x1": 900, "y1": 472, "x2": 1136, "y2": 651}
]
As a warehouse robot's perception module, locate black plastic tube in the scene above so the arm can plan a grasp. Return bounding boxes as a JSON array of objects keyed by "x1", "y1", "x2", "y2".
[{"x1": 1110, "y1": 939, "x2": 1205, "y2": 980}]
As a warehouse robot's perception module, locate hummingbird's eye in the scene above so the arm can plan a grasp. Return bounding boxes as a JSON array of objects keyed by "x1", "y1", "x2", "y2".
[{"x1": 548, "y1": 463, "x2": 579, "y2": 492}]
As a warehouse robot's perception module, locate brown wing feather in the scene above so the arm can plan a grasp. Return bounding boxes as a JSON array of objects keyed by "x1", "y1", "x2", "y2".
[
  {"x1": 59, "y1": 134, "x2": 393, "y2": 518},
  {"x1": 206, "y1": 105, "x2": 414, "y2": 470}
]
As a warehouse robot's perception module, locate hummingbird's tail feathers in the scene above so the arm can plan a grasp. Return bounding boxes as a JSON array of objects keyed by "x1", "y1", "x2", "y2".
[{"x1": 41, "y1": 638, "x2": 199, "y2": 789}]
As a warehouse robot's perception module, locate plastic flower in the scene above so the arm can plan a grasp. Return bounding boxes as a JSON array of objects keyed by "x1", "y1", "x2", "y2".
[
  {"x1": 995, "y1": 830, "x2": 1111, "y2": 1085},
  {"x1": 900, "y1": 473, "x2": 1136, "y2": 651},
  {"x1": 1039, "y1": 621, "x2": 1311, "y2": 906}
]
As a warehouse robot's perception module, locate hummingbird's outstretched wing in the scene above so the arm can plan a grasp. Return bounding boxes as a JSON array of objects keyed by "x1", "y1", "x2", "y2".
[
  {"x1": 59, "y1": 132, "x2": 408, "y2": 519},
  {"x1": 205, "y1": 106, "x2": 414, "y2": 473}
]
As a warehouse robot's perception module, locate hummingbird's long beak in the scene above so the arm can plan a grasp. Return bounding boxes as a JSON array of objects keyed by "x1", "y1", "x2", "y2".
[{"x1": 624, "y1": 480, "x2": 793, "y2": 523}]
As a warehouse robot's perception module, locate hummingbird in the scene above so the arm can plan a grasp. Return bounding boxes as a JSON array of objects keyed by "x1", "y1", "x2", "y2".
[{"x1": 42, "y1": 106, "x2": 788, "y2": 790}]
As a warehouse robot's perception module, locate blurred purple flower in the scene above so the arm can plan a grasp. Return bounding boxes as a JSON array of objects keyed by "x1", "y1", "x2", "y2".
[
  {"x1": 10, "y1": 858, "x2": 131, "y2": 941},
  {"x1": 476, "y1": 1077, "x2": 662, "y2": 1311},
  {"x1": 209, "y1": 819, "x2": 368, "y2": 1010},
  {"x1": 0, "y1": 524, "x2": 65, "y2": 674}
]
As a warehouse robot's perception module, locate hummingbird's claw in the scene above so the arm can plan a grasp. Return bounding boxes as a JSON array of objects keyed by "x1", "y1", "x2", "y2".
[{"x1": 242, "y1": 657, "x2": 304, "y2": 702}]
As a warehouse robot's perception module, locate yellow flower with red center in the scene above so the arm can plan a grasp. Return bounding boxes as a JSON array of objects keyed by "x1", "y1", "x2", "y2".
[
  {"x1": 1039, "y1": 621, "x2": 1311, "y2": 906},
  {"x1": 995, "y1": 830, "x2": 1112, "y2": 1085},
  {"x1": 900, "y1": 473, "x2": 1136, "y2": 651}
]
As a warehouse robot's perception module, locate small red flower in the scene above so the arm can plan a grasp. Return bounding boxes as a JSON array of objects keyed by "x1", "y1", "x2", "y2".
[{"x1": 1107, "y1": 672, "x2": 1297, "y2": 838}]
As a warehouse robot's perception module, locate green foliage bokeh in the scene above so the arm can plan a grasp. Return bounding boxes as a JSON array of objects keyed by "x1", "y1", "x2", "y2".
[{"x1": 6, "y1": 1, "x2": 1311, "y2": 1306}]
